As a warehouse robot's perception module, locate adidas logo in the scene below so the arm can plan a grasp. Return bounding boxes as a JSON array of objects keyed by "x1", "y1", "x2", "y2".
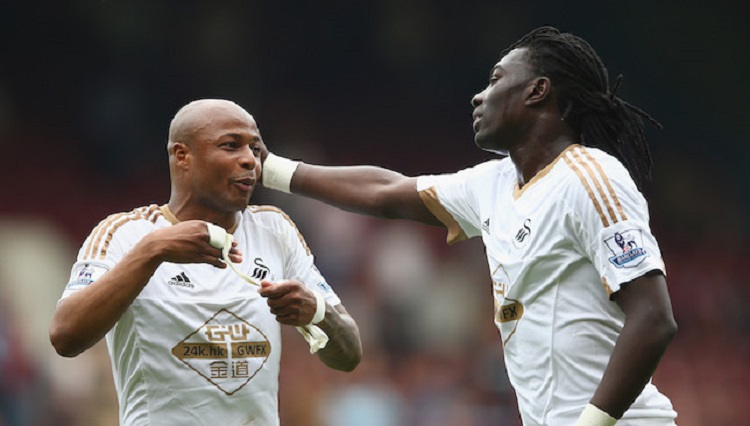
[
  {"x1": 481, "y1": 218, "x2": 491, "y2": 233},
  {"x1": 168, "y1": 272, "x2": 195, "y2": 289}
]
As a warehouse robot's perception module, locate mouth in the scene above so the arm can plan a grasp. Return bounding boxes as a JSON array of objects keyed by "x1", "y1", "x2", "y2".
[
  {"x1": 472, "y1": 110, "x2": 482, "y2": 132},
  {"x1": 234, "y1": 176, "x2": 256, "y2": 192},
  {"x1": 472, "y1": 115, "x2": 481, "y2": 132}
]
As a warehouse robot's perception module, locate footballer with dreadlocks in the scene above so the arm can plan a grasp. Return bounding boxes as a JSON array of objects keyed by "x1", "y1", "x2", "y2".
[{"x1": 259, "y1": 26, "x2": 678, "y2": 426}]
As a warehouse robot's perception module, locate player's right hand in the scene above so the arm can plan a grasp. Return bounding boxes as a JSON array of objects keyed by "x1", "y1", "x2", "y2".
[{"x1": 139, "y1": 220, "x2": 243, "y2": 268}]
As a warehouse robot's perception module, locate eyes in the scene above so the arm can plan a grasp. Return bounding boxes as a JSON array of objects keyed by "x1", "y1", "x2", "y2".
[{"x1": 220, "y1": 140, "x2": 262, "y2": 156}]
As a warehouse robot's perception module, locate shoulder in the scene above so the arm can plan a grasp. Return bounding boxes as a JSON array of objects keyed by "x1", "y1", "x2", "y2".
[
  {"x1": 245, "y1": 205, "x2": 296, "y2": 224},
  {"x1": 82, "y1": 204, "x2": 162, "y2": 260},
  {"x1": 558, "y1": 145, "x2": 642, "y2": 226},
  {"x1": 466, "y1": 158, "x2": 511, "y2": 177},
  {"x1": 90, "y1": 204, "x2": 164, "y2": 235},
  {"x1": 244, "y1": 205, "x2": 311, "y2": 255},
  {"x1": 418, "y1": 158, "x2": 510, "y2": 188}
]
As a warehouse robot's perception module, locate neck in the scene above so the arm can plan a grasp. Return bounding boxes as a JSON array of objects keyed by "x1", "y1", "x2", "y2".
[
  {"x1": 167, "y1": 193, "x2": 239, "y2": 231},
  {"x1": 509, "y1": 120, "x2": 578, "y2": 187}
]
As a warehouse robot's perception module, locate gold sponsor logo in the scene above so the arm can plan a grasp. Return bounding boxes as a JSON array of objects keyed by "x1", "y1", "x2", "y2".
[
  {"x1": 171, "y1": 308, "x2": 272, "y2": 395},
  {"x1": 495, "y1": 300, "x2": 524, "y2": 323}
]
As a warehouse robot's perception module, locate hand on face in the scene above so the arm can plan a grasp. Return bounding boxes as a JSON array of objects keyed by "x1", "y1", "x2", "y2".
[
  {"x1": 259, "y1": 279, "x2": 319, "y2": 326},
  {"x1": 142, "y1": 220, "x2": 243, "y2": 268}
]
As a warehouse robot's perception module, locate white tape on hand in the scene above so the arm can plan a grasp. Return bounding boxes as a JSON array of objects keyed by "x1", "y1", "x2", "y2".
[
  {"x1": 207, "y1": 223, "x2": 228, "y2": 249},
  {"x1": 206, "y1": 223, "x2": 259, "y2": 286},
  {"x1": 575, "y1": 404, "x2": 617, "y2": 426}
]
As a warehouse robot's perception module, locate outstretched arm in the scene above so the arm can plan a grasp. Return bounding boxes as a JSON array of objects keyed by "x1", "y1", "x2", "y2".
[
  {"x1": 263, "y1": 153, "x2": 442, "y2": 227},
  {"x1": 585, "y1": 271, "x2": 677, "y2": 421},
  {"x1": 260, "y1": 280, "x2": 362, "y2": 371}
]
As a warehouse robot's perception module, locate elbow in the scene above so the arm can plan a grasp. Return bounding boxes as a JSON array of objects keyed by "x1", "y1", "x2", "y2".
[
  {"x1": 663, "y1": 315, "x2": 678, "y2": 344},
  {"x1": 647, "y1": 311, "x2": 678, "y2": 347},
  {"x1": 338, "y1": 351, "x2": 362, "y2": 373},
  {"x1": 49, "y1": 322, "x2": 86, "y2": 358},
  {"x1": 333, "y1": 340, "x2": 363, "y2": 373},
  {"x1": 345, "y1": 346, "x2": 363, "y2": 372}
]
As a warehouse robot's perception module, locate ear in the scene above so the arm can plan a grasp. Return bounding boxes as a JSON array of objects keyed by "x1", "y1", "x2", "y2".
[
  {"x1": 171, "y1": 142, "x2": 191, "y2": 169},
  {"x1": 525, "y1": 77, "x2": 552, "y2": 106}
]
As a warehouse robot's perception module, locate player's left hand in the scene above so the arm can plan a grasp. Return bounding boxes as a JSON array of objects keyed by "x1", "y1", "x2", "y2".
[{"x1": 259, "y1": 279, "x2": 319, "y2": 326}]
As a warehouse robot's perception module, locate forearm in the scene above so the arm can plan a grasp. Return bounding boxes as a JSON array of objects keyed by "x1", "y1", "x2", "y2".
[
  {"x1": 293, "y1": 163, "x2": 411, "y2": 218},
  {"x1": 590, "y1": 313, "x2": 677, "y2": 418},
  {"x1": 262, "y1": 153, "x2": 439, "y2": 224},
  {"x1": 50, "y1": 245, "x2": 161, "y2": 357},
  {"x1": 315, "y1": 304, "x2": 362, "y2": 372}
]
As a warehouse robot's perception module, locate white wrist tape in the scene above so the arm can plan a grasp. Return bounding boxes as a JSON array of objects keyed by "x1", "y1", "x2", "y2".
[
  {"x1": 294, "y1": 290, "x2": 327, "y2": 353},
  {"x1": 310, "y1": 290, "x2": 326, "y2": 325},
  {"x1": 262, "y1": 153, "x2": 300, "y2": 194},
  {"x1": 575, "y1": 404, "x2": 617, "y2": 426}
]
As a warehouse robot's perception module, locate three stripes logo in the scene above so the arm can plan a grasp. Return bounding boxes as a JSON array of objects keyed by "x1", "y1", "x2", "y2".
[
  {"x1": 251, "y1": 258, "x2": 270, "y2": 281},
  {"x1": 481, "y1": 218, "x2": 491, "y2": 234},
  {"x1": 168, "y1": 272, "x2": 195, "y2": 289}
]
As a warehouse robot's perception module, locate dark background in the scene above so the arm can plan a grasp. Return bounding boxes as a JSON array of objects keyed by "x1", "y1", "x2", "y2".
[{"x1": 1, "y1": 1, "x2": 748, "y2": 425}]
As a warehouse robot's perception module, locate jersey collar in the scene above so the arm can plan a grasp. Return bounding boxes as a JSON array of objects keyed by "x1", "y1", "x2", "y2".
[{"x1": 513, "y1": 144, "x2": 579, "y2": 200}]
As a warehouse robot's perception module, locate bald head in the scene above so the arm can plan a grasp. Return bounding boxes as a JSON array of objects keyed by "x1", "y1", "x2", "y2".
[{"x1": 168, "y1": 99, "x2": 252, "y2": 152}]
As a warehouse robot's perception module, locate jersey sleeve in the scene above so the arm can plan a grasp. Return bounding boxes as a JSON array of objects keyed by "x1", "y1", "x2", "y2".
[
  {"x1": 275, "y1": 211, "x2": 342, "y2": 307},
  {"x1": 60, "y1": 214, "x2": 131, "y2": 301},
  {"x1": 566, "y1": 148, "x2": 666, "y2": 296},
  {"x1": 416, "y1": 163, "x2": 490, "y2": 244}
]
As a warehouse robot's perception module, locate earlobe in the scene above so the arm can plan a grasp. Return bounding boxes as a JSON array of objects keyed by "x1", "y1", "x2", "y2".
[{"x1": 526, "y1": 77, "x2": 551, "y2": 105}]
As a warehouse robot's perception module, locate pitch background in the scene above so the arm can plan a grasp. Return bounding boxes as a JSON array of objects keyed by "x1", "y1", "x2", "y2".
[{"x1": 1, "y1": 1, "x2": 747, "y2": 425}]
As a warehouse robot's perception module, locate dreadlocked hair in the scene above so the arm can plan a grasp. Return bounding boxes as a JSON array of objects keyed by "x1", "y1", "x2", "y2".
[{"x1": 504, "y1": 26, "x2": 662, "y2": 188}]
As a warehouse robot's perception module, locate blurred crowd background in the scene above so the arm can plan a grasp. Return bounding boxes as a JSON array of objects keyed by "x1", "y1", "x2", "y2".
[{"x1": 1, "y1": 1, "x2": 748, "y2": 425}]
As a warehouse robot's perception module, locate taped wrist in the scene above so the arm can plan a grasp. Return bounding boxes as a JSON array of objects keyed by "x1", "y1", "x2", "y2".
[
  {"x1": 575, "y1": 404, "x2": 617, "y2": 426},
  {"x1": 262, "y1": 153, "x2": 300, "y2": 194},
  {"x1": 310, "y1": 290, "x2": 326, "y2": 325}
]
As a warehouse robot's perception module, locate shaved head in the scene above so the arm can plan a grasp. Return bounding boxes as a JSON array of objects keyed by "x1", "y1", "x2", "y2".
[{"x1": 168, "y1": 99, "x2": 252, "y2": 151}]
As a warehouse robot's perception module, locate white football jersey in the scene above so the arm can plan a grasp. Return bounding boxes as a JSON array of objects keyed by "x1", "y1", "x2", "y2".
[
  {"x1": 60, "y1": 205, "x2": 341, "y2": 426},
  {"x1": 417, "y1": 145, "x2": 677, "y2": 425}
]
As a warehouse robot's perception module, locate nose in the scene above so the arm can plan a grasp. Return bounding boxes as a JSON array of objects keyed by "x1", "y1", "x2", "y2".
[
  {"x1": 471, "y1": 90, "x2": 484, "y2": 108},
  {"x1": 239, "y1": 145, "x2": 257, "y2": 170}
]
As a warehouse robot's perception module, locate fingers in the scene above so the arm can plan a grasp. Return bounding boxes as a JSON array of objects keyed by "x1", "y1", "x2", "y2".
[{"x1": 260, "y1": 280, "x2": 315, "y2": 325}]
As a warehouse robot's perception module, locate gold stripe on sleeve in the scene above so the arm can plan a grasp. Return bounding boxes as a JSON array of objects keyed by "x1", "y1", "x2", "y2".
[
  {"x1": 84, "y1": 211, "x2": 130, "y2": 260},
  {"x1": 601, "y1": 277, "x2": 615, "y2": 297},
  {"x1": 97, "y1": 205, "x2": 159, "y2": 259},
  {"x1": 563, "y1": 154, "x2": 610, "y2": 227},
  {"x1": 418, "y1": 186, "x2": 467, "y2": 245},
  {"x1": 571, "y1": 147, "x2": 618, "y2": 225},
  {"x1": 580, "y1": 147, "x2": 627, "y2": 221}
]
